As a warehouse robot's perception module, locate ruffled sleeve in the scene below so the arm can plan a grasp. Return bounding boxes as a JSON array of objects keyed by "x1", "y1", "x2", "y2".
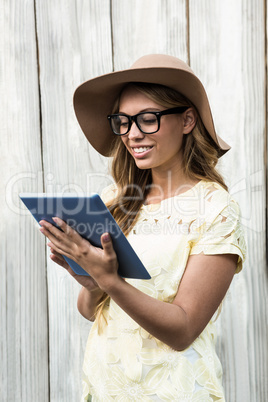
[{"x1": 189, "y1": 198, "x2": 247, "y2": 273}]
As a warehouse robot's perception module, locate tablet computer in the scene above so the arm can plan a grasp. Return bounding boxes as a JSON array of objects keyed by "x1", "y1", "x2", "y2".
[{"x1": 19, "y1": 193, "x2": 151, "y2": 280}]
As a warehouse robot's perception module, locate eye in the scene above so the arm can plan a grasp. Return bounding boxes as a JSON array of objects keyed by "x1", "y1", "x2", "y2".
[
  {"x1": 120, "y1": 121, "x2": 129, "y2": 127},
  {"x1": 140, "y1": 113, "x2": 158, "y2": 125},
  {"x1": 116, "y1": 115, "x2": 129, "y2": 127}
]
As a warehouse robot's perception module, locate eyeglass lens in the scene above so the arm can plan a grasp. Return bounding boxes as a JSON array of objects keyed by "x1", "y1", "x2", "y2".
[{"x1": 111, "y1": 113, "x2": 159, "y2": 135}]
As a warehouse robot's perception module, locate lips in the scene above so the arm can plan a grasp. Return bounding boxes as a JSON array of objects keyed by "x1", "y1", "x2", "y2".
[
  {"x1": 133, "y1": 146, "x2": 153, "y2": 154},
  {"x1": 130, "y1": 145, "x2": 153, "y2": 158}
]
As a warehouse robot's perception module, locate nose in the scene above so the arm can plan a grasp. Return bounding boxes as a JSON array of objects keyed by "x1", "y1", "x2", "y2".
[{"x1": 127, "y1": 120, "x2": 145, "y2": 139}]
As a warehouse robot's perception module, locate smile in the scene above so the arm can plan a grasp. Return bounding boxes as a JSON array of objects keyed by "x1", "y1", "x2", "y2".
[{"x1": 132, "y1": 146, "x2": 153, "y2": 154}]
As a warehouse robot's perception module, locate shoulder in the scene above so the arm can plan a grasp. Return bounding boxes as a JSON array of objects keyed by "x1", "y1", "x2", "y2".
[
  {"x1": 199, "y1": 180, "x2": 231, "y2": 203},
  {"x1": 198, "y1": 180, "x2": 241, "y2": 220},
  {"x1": 190, "y1": 181, "x2": 247, "y2": 273},
  {"x1": 100, "y1": 183, "x2": 118, "y2": 205}
]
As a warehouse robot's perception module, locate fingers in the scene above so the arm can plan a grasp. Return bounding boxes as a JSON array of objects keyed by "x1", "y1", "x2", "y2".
[
  {"x1": 101, "y1": 233, "x2": 117, "y2": 260},
  {"x1": 51, "y1": 217, "x2": 73, "y2": 235},
  {"x1": 50, "y1": 253, "x2": 65, "y2": 267},
  {"x1": 50, "y1": 248, "x2": 64, "y2": 261},
  {"x1": 39, "y1": 217, "x2": 73, "y2": 236},
  {"x1": 39, "y1": 221, "x2": 64, "y2": 245},
  {"x1": 39, "y1": 219, "x2": 74, "y2": 256},
  {"x1": 49, "y1": 248, "x2": 69, "y2": 269},
  {"x1": 40, "y1": 221, "x2": 118, "y2": 280}
]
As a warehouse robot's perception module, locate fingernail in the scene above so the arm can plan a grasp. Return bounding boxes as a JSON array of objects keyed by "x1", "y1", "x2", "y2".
[
  {"x1": 102, "y1": 233, "x2": 110, "y2": 242},
  {"x1": 52, "y1": 217, "x2": 58, "y2": 223}
]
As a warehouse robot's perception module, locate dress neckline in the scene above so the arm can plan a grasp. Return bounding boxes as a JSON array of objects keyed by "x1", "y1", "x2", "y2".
[{"x1": 142, "y1": 179, "x2": 205, "y2": 210}]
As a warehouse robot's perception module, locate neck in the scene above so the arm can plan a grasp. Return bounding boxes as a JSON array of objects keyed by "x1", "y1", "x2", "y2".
[{"x1": 145, "y1": 167, "x2": 198, "y2": 205}]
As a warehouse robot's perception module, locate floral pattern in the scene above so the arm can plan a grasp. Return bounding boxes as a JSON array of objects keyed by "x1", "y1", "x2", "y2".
[{"x1": 81, "y1": 180, "x2": 247, "y2": 401}]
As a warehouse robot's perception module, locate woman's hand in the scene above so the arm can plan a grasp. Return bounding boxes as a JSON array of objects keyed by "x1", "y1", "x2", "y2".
[
  {"x1": 39, "y1": 217, "x2": 119, "y2": 290},
  {"x1": 48, "y1": 246, "x2": 100, "y2": 291}
]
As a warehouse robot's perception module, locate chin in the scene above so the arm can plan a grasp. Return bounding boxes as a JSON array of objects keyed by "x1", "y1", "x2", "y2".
[{"x1": 134, "y1": 160, "x2": 153, "y2": 170}]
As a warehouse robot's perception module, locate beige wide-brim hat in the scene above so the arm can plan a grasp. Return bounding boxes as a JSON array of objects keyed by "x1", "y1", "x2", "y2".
[{"x1": 73, "y1": 54, "x2": 231, "y2": 158}]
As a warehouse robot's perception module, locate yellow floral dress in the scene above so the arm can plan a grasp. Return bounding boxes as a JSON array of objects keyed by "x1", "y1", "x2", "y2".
[{"x1": 81, "y1": 180, "x2": 247, "y2": 401}]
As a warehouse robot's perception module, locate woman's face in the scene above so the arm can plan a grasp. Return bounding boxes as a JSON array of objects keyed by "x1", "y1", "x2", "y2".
[{"x1": 119, "y1": 86, "x2": 194, "y2": 175}]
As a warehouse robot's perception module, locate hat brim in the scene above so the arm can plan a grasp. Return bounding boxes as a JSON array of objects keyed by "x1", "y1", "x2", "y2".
[{"x1": 73, "y1": 66, "x2": 231, "y2": 157}]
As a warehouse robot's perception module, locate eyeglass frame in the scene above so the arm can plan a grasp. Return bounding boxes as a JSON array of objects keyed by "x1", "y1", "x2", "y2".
[{"x1": 107, "y1": 106, "x2": 189, "y2": 136}]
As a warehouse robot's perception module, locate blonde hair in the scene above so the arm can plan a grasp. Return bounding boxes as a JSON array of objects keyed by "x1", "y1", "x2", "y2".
[{"x1": 95, "y1": 82, "x2": 228, "y2": 330}]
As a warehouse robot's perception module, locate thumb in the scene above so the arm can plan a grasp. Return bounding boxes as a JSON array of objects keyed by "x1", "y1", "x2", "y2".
[{"x1": 101, "y1": 233, "x2": 115, "y2": 256}]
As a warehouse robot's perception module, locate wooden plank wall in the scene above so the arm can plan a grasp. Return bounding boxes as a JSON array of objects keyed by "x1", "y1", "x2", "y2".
[
  {"x1": 1, "y1": 0, "x2": 267, "y2": 401},
  {"x1": 1, "y1": 0, "x2": 49, "y2": 399}
]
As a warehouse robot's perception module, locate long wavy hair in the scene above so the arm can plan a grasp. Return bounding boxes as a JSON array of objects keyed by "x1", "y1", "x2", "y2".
[{"x1": 94, "y1": 82, "x2": 228, "y2": 330}]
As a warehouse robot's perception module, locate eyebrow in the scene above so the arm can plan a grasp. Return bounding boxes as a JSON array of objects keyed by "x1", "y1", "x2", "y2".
[{"x1": 118, "y1": 107, "x2": 161, "y2": 114}]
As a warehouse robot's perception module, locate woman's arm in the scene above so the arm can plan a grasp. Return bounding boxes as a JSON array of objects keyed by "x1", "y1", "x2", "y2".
[
  {"x1": 40, "y1": 217, "x2": 237, "y2": 350},
  {"x1": 101, "y1": 250, "x2": 237, "y2": 351},
  {"x1": 48, "y1": 245, "x2": 105, "y2": 321},
  {"x1": 77, "y1": 286, "x2": 105, "y2": 321}
]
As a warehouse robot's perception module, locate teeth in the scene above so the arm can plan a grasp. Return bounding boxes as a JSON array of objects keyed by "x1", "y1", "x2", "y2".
[{"x1": 133, "y1": 147, "x2": 152, "y2": 153}]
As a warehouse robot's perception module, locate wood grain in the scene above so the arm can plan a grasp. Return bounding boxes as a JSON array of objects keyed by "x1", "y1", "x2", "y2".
[
  {"x1": 0, "y1": 0, "x2": 49, "y2": 400},
  {"x1": 189, "y1": 1, "x2": 268, "y2": 400},
  {"x1": 34, "y1": 0, "x2": 113, "y2": 400},
  {"x1": 112, "y1": 0, "x2": 188, "y2": 68},
  {"x1": 1, "y1": 0, "x2": 267, "y2": 400}
]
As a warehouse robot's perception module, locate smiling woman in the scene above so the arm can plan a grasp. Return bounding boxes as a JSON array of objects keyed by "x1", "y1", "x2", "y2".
[
  {"x1": 41, "y1": 54, "x2": 247, "y2": 401},
  {"x1": 117, "y1": 84, "x2": 196, "y2": 174}
]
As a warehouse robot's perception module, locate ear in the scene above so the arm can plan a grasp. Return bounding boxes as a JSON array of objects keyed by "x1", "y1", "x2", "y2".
[{"x1": 182, "y1": 108, "x2": 197, "y2": 134}]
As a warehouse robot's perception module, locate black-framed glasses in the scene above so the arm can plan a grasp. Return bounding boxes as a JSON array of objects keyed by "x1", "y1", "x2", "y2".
[{"x1": 107, "y1": 106, "x2": 189, "y2": 136}]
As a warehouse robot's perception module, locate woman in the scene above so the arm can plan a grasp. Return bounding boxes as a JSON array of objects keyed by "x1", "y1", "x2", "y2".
[{"x1": 39, "y1": 55, "x2": 246, "y2": 401}]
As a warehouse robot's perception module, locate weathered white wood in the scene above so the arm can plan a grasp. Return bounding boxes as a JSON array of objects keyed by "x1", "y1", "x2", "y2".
[
  {"x1": 0, "y1": 0, "x2": 49, "y2": 400},
  {"x1": 190, "y1": 1, "x2": 268, "y2": 401},
  {"x1": 1, "y1": 0, "x2": 268, "y2": 400},
  {"x1": 112, "y1": 0, "x2": 188, "y2": 69},
  {"x1": 35, "y1": 0, "x2": 113, "y2": 400}
]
